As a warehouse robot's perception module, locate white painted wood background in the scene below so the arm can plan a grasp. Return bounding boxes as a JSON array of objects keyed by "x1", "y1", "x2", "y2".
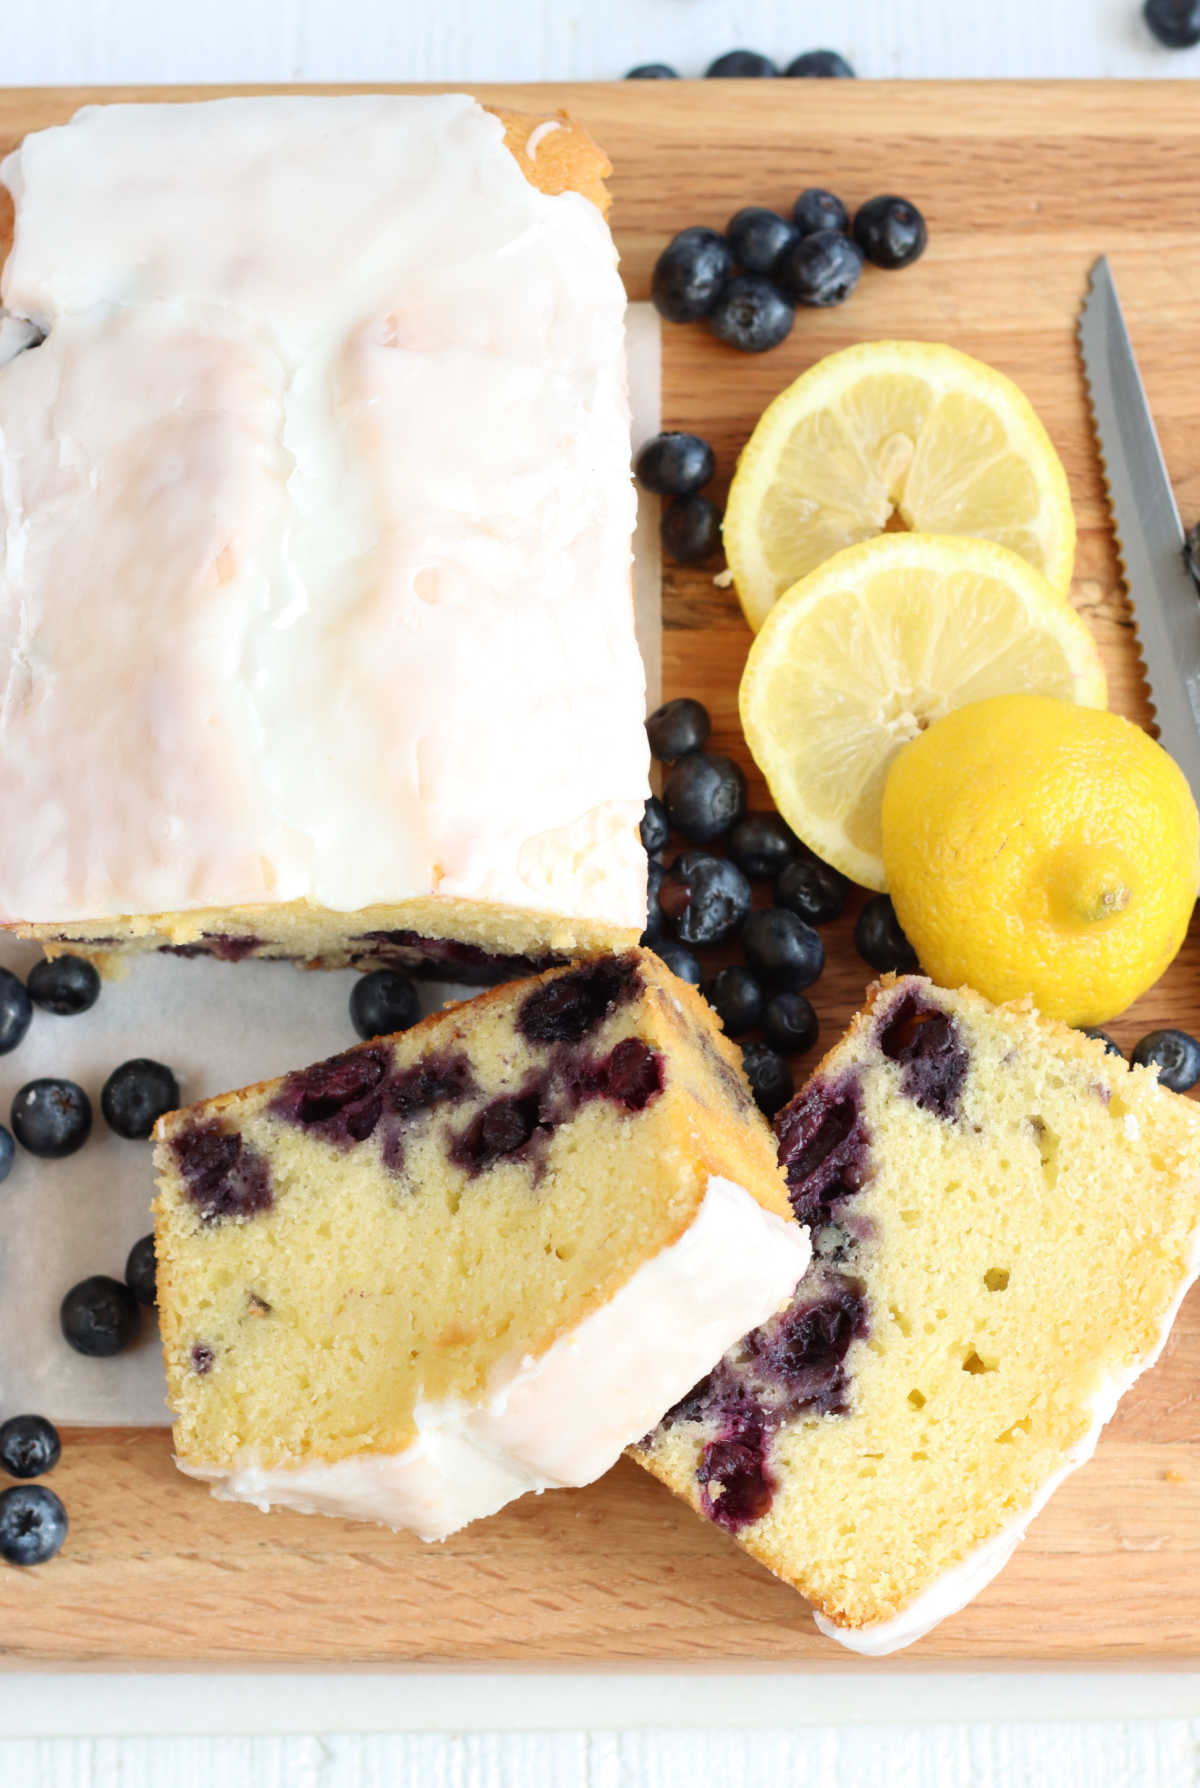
[{"x1": 5, "y1": 0, "x2": 1200, "y2": 1779}]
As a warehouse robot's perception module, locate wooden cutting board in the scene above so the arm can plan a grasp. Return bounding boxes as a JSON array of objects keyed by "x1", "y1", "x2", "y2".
[{"x1": 3, "y1": 78, "x2": 1200, "y2": 1667}]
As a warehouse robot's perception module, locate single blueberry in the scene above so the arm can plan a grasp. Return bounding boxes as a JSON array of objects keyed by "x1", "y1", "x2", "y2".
[
  {"x1": 0, "y1": 1414, "x2": 61, "y2": 1479},
  {"x1": 349, "y1": 970, "x2": 421, "y2": 1041},
  {"x1": 1130, "y1": 1028, "x2": 1200, "y2": 1092},
  {"x1": 640, "y1": 796, "x2": 670, "y2": 855},
  {"x1": 625, "y1": 61, "x2": 680, "y2": 77},
  {"x1": 646, "y1": 697, "x2": 711, "y2": 762},
  {"x1": 854, "y1": 896, "x2": 920, "y2": 974},
  {"x1": 517, "y1": 958, "x2": 638, "y2": 1047},
  {"x1": 635, "y1": 431, "x2": 716, "y2": 496},
  {"x1": 792, "y1": 188, "x2": 850, "y2": 236},
  {"x1": 662, "y1": 752, "x2": 748, "y2": 842},
  {"x1": 708, "y1": 276, "x2": 795, "y2": 353},
  {"x1": 27, "y1": 954, "x2": 100, "y2": 1016},
  {"x1": 726, "y1": 207, "x2": 799, "y2": 276},
  {"x1": 853, "y1": 195, "x2": 928, "y2": 269},
  {"x1": 727, "y1": 813, "x2": 801, "y2": 879},
  {"x1": 0, "y1": 1484, "x2": 67, "y2": 1566},
  {"x1": 659, "y1": 850, "x2": 752, "y2": 945},
  {"x1": 60, "y1": 1275, "x2": 140, "y2": 1357},
  {"x1": 741, "y1": 1042, "x2": 795, "y2": 1117},
  {"x1": 763, "y1": 991, "x2": 820, "y2": 1056},
  {"x1": 603, "y1": 1038, "x2": 665, "y2": 1112},
  {"x1": 652, "y1": 227, "x2": 734, "y2": 323},
  {"x1": 776, "y1": 229, "x2": 864, "y2": 306},
  {"x1": 704, "y1": 965, "x2": 765, "y2": 1038},
  {"x1": 1144, "y1": 0, "x2": 1200, "y2": 46},
  {"x1": 643, "y1": 859, "x2": 667, "y2": 944},
  {"x1": 652, "y1": 939, "x2": 703, "y2": 986},
  {"x1": 706, "y1": 48, "x2": 777, "y2": 76},
  {"x1": 101, "y1": 1058, "x2": 180, "y2": 1140},
  {"x1": 11, "y1": 1078, "x2": 92, "y2": 1158},
  {"x1": 661, "y1": 493, "x2": 723, "y2": 563},
  {"x1": 0, "y1": 1126, "x2": 13, "y2": 1183},
  {"x1": 775, "y1": 854, "x2": 849, "y2": 925},
  {"x1": 0, "y1": 968, "x2": 32, "y2": 1055},
  {"x1": 1081, "y1": 1027, "x2": 1125, "y2": 1060},
  {"x1": 742, "y1": 908, "x2": 825, "y2": 991},
  {"x1": 784, "y1": 49, "x2": 855, "y2": 76},
  {"x1": 125, "y1": 1233, "x2": 158, "y2": 1307}
]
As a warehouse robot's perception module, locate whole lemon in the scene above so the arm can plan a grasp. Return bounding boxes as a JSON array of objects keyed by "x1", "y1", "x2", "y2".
[{"x1": 881, "y1": 694, "x2": 1200, "y2": 1026}]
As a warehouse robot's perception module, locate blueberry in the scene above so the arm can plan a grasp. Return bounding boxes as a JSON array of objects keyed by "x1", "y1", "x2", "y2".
[
  {"x1": 659, "y1": 850, "x2": 752, "y2": 945},
  {"x1": 646, "y1": 697, "x2": 711, "y2": 762},
  {"x1": 784, "y1": 49, "x2": 856, "y2": 77},
  {"x1": 775, "y1": 855, "x2": 849, "y2": 925},
  {"x1": 662, "y1": 752, "x2": 748, "y2": 842},
  {"x1": 706, "y1": 49, "x2": 777, "y2": 77},
  {"x1": 1144, "y1": 0, "x2": 1200, "y2": 46},
  {"x1": 741, "y1": 1042, "x2": 795, "y2": 1117},
  {"x1": 643, "y1": 859, "x2": 667, "y2": 944},
  {"x1": 349, "y1": 970, "x2": 421, "y2": 1041},
  {"x1": 742, "y1": 908, "x2": 825, "y2": 990},
  {"x1": 763, "y1": 990, "x2": 819, "y2": 1056},
  {"x1": 776, "y1": 230, "x2": 864, "y2": 307},
  {"x1": 1082, "y1": 1027, "x2": 1124, "y2": 1060},
  {"x1": 708, "y1": 276, "x2": 794, "y2": 353},
  {"x1": 727, "y1": 812, "x2": 801, "y2": 879},
  {"x1": 1130, "y1": 1028, "x2": 1200, "y2": 1092},
  {"x1": 0, "y1": 1414, "x2": 61, "y2": 1480},
  {"x1": 625, "y1": 61, "x2": 679, "y2": 77},
  {"x1": 853, "y1": 195, "x2": 928, "y2": 270},
  {"x1": 635, "y1": 432, "x2": 715, "y2": 496},
  {"x1": 60, "y1": 1275, "x2": 140, "y2": 1357},
  {"x1": 652, "y1": 939, "x2": 703, "y2": 986},
  {"x1": 101, "y1": 1058, "x2": 180, "y2": 1140},
  {"x1": 0, "y1": 968, "x2": 32, "y2": 1055},
  {"x1": 652, "y1": 227, "x2": 734, "y2": 323},
  {"x1": 11, "y1": 1078, "x2": 91, "y2": 1158},
  {"x1": 0, "y1": 1127, "x2": 12, "y2": 1183},
  {"x1": 27, "y1": 954, "x2": 100, "y2": 1017},
  {"x1": 792, "y1": 187, "x2": 850, "y2": 237},
  {"x1": 125, "y1": 1233, "x2": 158, "y2": 1307},
  {"x1": 855, "y1": 895, "x2": 920, "y2": 974},
  {"x1": 640, "y1": 796, "x2": 670, "y2": 854},
  {"x1": 661, "y1": 493, "x2": 723, "y2": 564},
  {"x1": 726, "y1": 207, "x2": 798, "y2": 276},
  {"x1": 704, "y1": 965, "x2": 765, "y2": 1038},
  {"x1": 0, "y1": 1484, "x2": 67, "y2": 1566}
]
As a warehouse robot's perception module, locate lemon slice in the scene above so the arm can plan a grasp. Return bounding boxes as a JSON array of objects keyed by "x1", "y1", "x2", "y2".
[
  {"x1": 738, "y1": 534, "x2": 1107, "y2": 891},
  {"x1": 724, "y1": 340, "x2": 1076, "y2": 631}
]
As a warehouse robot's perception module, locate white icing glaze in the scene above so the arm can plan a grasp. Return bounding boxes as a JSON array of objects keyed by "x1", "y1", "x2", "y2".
[
  {"x1": 815, "y1": 1216, "x2": 1200, "y2": 1655},
  {"x1": 180, "y1": 1174, "x2": 811, "y2": 1541},
  {"x1": 524, "y1": 120, "x2": 562, "y2": 157},
  {"x1": 0, "y1": 97, "x2": 647, "y2": 926}
]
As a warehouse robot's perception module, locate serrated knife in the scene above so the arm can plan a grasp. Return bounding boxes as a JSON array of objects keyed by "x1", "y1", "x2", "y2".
[{"x1": 1078, "y1": 255, "x2": 1200, "y2": 806}]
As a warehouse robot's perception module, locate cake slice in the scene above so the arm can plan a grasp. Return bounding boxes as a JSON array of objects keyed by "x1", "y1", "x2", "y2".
[
  {"x1": 152, "y1": 949, "x2": 810, "y2": 1539},
  {"x1": 635, "y1": 974, "x2": 1200, "y2": 1652},
  {"x1": 0, "y1": 95, "x2": 647, "y2": 977}
]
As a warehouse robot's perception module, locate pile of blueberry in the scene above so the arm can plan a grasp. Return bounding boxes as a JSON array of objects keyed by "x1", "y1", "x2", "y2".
[
  {"x1": 627, "y1": 48, "x2": 855, "y2": 80},
  {"x1": 0, "y1": 1414, "x2": 66, "y2": 1566},
  {"x1": 652, "y1": 185, "x2": 927, "y2": 355},
  {"x1": 641, "y1": 695, "x2": 922, "y2": 1118},
  {"x1": 635, "y1": 430, "x2": 723, "y2": 567}
]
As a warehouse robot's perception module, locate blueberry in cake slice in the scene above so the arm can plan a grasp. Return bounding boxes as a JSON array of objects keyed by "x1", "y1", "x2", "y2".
[
  {"x1": 153, "y1": 950, "x2": 810, "y2": 1539},
  {"x1": 0, "y1": 96, "x2": 647, "y2": 979},
  {"x1": 635, "y1": 974, "x2": 1200, "y2": 1652}
]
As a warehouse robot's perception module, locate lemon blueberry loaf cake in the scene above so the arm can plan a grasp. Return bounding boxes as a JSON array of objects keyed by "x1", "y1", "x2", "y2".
[
  {"x1": 0, "y1": 95, "x2": 647, "y2": 977},
  {"x1": 635, "y1": 974, "x2": 1200, "y2": 1652},
  {"x1": 152, "y1": 949, "x2": 810, "y2": 1538}
]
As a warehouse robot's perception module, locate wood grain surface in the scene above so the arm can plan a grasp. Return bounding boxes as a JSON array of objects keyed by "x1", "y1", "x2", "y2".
[{"x1": 2, "y1": 79, "x2": 1200, "y2": 1667}]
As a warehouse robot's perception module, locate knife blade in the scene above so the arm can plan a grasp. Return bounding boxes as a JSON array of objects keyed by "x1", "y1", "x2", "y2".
[{"x1": 1078, "y1": 254, "x2": 1200, "y2": 807}]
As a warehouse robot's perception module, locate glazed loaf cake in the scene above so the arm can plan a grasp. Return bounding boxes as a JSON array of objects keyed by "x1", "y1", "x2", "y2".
[
  {"x1": 635, "y1": 975, "x2": 1200, "y2": 1652},
  {"x1": 153, "y1": 949, "x2": 810, "y2": 1539},
  {"x1": 0, "y1": 96, "x2": 647, "y2": 977}
]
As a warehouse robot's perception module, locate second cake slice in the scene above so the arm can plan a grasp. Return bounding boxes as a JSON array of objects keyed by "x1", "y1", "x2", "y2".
[{"x1": 153, "y1": 949, "x2": 809, "y2": 1539}]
